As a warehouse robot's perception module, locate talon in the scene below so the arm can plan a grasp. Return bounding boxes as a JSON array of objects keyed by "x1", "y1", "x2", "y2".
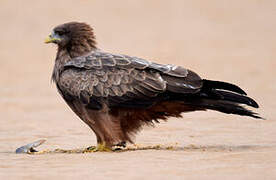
[
  {"x1": 86, "y1": 146, "x2": 96, "y2": 150},
  {"x1": 16, "y1": 139, "x2": 46, "y2": 154},
  {"x1": 112, "y1": 141, "x2": 127, "y2": 151},
  {"x1": 84, "y1": 146, "x2": 97, "y2": 152},
  {"x1": 115, "y1": 141, "x2": 126, "y2": 147}
]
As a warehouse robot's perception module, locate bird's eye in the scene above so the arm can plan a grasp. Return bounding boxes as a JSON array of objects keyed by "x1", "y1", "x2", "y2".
[{"x1": 55, "y1": 30, "x2": 66, "y2": 36}]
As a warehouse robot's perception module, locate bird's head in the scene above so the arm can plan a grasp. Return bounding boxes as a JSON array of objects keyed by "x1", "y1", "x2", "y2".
[{"x1": 45, "y1": 22, "x2": 97, "y2": 57}]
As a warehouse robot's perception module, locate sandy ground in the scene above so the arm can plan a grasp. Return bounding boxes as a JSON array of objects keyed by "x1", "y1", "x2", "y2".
[{"x1": 0, "y1": 0, "x2": 276, "y2": 179}]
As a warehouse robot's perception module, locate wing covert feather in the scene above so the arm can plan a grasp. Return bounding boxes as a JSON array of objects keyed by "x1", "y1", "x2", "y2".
[
  {"x1": 60, "y1": 50, "x2": 203, "y2": 108},
  {"x1": 59, "y1": 67, "x2": 166, "y2": 108}
]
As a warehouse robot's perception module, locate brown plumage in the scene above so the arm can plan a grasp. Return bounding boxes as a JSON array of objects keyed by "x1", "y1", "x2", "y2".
[{"x1": 46, "y1": 22, "x2": 261, "y2": 149}]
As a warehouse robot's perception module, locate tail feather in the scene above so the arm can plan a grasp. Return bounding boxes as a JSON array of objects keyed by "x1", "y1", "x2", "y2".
[
  {"x1": 215, "y1": 90, "x2": 259, "y2": 108},
  {"x1": 196, "y1": 99, "x2": 262, "y2": 119},
  {"x1": 195, "y1": 79, "x2": 262, "y2": 119}
]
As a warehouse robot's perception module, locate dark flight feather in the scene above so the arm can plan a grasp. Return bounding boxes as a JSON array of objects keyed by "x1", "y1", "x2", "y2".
[{"x1": 202, "y1": 79, "x2": 247, "y2": 95}]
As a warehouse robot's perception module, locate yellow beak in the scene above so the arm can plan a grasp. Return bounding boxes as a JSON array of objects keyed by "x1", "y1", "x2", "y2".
[
  {"x1": 44, "y1": 34, "x2": 61, "y2": 43},
  {"x1": 44, "y1": 35, "x2": 53, "y2": 43}
]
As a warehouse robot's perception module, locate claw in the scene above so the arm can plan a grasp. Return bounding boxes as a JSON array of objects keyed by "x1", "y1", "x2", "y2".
[
  {"x1": 15, "y1": 139, "x2": 46, "y2": 154},
  {"x1": 112, "y1": 142, "x2": 127, "y2": 151}
]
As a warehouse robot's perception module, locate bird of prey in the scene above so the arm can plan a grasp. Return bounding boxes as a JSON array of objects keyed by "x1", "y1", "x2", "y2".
[{"x1": 45, "y1": 22, "x2": 261, "y2": 151}]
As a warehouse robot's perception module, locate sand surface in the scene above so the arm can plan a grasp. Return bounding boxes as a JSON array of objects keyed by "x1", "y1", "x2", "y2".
[{"x1": 0, "y1": 0, "x2": 275, "y2": 179}]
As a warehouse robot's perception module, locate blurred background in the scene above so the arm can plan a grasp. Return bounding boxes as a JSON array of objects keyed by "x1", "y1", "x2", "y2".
[{"x1": 0, "y1": 0, "x2": 275, "y2": 179}]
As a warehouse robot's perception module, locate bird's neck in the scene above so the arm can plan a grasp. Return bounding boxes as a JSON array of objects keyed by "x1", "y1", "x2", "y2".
[
  {"x1": 65, "y1": 38, "x2": 97, "y2": 58},
  {"x1": 51, "y1": 48, "x2": 72, "y2": 83},
  {"x1": 67, "y1": 45, "x2": 95, "y2": 58}
]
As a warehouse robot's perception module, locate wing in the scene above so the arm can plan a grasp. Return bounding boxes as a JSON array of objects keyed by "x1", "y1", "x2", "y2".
[{"x1": 58, "y1": 50, "x2": 202, "y2": 109}]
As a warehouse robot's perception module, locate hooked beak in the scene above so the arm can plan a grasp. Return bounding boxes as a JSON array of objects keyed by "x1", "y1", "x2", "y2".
[{"x1": 45, "y1": 32, "x2": 61, "y2": 44}]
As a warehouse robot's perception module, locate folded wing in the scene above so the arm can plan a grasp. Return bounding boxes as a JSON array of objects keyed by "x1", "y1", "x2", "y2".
[{"x1": 59, "y1": 50, "x2": 202, "y2": 109}]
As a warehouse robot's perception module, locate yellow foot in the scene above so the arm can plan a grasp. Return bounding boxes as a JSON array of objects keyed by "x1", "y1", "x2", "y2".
[{"x1": 84, "y1": 143, "x2": 112, "y2": 153}]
